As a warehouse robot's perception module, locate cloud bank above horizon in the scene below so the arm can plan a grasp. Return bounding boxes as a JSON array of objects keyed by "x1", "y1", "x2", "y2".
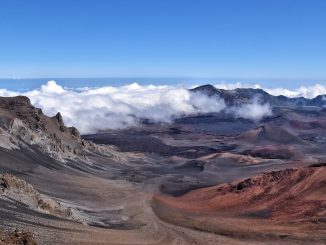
[
  {"x1": 213, "y1": 82, "x2": 326, "y2": 99},
  {"x1": 0, "y1": 81, "x2": 325, "y2": 134},
  {"x1": 2, "y1": 81, "x2": 227, "y2": 133}
]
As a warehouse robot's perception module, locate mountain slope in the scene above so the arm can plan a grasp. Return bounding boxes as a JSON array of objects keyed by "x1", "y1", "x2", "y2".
[
  {"x1": 153, "y1": 164, "x2": 326, "y2": 241},
  {"x1": 0, "y1": 96, "x2": 101, "y2": 162}
]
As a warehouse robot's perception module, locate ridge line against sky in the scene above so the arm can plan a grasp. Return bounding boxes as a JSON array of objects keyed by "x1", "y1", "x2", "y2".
[{"x1": 1, "y1": 0, "x2": 326, "y2": 79}]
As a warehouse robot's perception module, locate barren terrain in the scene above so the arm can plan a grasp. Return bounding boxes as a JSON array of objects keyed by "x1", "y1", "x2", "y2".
[{"x1": 0, "y1": 86, "x2": 325, "y2": 244}]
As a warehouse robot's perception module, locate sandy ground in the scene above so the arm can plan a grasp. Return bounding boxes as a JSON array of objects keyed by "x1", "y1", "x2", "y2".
[
  {"x1": 0, "y1": 170, "x2": 257, "y2": 245},
  {"x1": 1, "y1": 162, "x2": 325, "y2": 244}
]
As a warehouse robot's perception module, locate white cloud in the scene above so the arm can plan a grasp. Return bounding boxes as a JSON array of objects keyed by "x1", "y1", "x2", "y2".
[
  {"x1": 0, "y1": 81, "x2": 325, "y2": 134},
  {"x1": 0, "y1": 81, "x2": 226, "y2": 134},
  {"x1": 212, "y1": 82, "x2": 326, "y2": 99},
  {"x1": 228, "y1": 96, "x2": 273, "y2": 121},
  {"x1": 40, "y1": 80, "x2": 66, "y2": 94},
  {"x1": 264, "y1": 84, "x2": 326, "y2": 99}
]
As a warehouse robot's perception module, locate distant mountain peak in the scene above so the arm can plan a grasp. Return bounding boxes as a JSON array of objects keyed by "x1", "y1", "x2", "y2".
[
  {"x1": 190, "y1": 84, "x2": 326, "y2": 107},
  {"x1": 191, "y1": 84, "x2": 220, "y2": 96}
]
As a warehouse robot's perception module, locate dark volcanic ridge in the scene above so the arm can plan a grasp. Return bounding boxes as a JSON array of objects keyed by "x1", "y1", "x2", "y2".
[{"x1": 191, "y1": 84, "x2": 326, "y2": 107}]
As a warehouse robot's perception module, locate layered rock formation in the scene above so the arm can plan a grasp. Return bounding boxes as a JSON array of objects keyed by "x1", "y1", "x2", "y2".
[{"x1": 0, "y1": 96, "x2": 105, "y2": 162}]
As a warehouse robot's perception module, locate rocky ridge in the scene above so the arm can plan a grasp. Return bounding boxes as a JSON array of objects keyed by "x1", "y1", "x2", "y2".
[{"x1": 0, "y1": 96, "x2": 110, "y2": 163}]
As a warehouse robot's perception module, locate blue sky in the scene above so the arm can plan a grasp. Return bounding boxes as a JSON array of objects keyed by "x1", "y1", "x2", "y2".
[{"x1": 0, "y1": 0, "x2": 326, "y2": 80}]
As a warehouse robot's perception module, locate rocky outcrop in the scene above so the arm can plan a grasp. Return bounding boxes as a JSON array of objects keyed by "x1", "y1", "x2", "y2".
[
  {"x1": 0, "y1": 174, "x2": 72, "y2": 218},
  {"x1": 7, "y1": 117, "x2": 87, "y2": 162},
  {"x1": 68, "y1": 126, "x2": 81, "y2": 138},
  {"x1": 55, "y1": 112, "x2": 64, "y2": 127},
  {"x1": 0, "y1": 96, "x2": 102, "y2": 162},
  {"x1": 7, "y1": 96, "x2": 32, "y2": 107},
  {"x1": 0, "y1": 229, "x2": 37, "y2": 245}
]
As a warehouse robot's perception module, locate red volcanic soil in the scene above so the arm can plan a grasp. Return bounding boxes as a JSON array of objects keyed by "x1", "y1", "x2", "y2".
[
  {"x1": 154, "y1": 164, "x2": 325, "y2": 220},
  {"x1": 153, "y1": 164, "x2": 326, "y2": 241},
  {"x1": 248, "y1": 144, "x2": 297, "y2": 160},
  {"x1": 198, "y1": 152, "x2": 268, "y2": 164},
  {"x1": 235, "y1": 125, "x2": 304, "y2": 145}
]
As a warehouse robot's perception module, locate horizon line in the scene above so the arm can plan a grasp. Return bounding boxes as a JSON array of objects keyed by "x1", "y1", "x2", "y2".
[{"x1": 0, "y1": 77, "x2": 326, "y2": 81}]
